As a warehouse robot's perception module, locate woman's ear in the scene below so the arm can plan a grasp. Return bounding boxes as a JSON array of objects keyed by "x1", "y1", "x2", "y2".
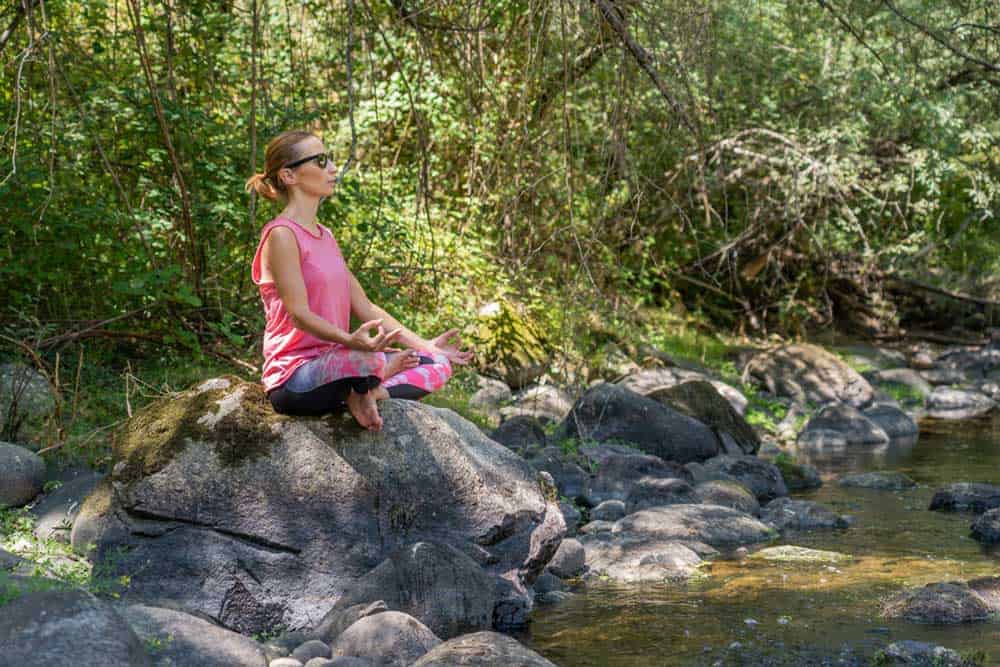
[{"x1": 277, "y1": 167, "x2": 296, "y2": 188}]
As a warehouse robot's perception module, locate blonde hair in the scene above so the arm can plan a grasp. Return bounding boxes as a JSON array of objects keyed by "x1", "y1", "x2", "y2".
[{"x1": 244, "y1": 130, "x2": 317, "y2": 201}]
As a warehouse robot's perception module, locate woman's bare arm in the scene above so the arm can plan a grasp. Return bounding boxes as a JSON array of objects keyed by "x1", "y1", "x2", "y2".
[{"x1": 348, "y1": 271, "x2": 431, "y2": 350}]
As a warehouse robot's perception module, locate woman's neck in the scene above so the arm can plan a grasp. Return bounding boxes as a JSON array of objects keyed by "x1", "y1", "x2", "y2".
[{"x1": 280, "y1": 197, "x2": 321, "y2": 231}]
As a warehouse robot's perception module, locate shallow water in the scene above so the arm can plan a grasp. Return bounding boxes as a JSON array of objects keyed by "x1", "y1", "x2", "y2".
[{"x1": 526, "y1": 416, "x2": 1000, "y2": 665}]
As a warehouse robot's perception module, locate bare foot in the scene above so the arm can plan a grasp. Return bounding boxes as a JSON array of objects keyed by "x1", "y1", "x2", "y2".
[
  {"x1": 383, "y1": 350, "x2": 420, "y2": 379},
  {"x1": 346, "y1": 389, "x2": 383, "y2": 431}
]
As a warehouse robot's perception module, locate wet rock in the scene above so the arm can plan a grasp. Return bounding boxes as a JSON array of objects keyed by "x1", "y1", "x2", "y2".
[
  {"x1": 0, "y1": 442, "x2": 46, "y2": 507},
  {"x1": 614, "y1": 504, "x2": 775, "y2": 549},
  {"x1": 555, "y1": 383, "x2": 722, "y2": 464},
  {"x1": 744, "y1": 344, "x2": 875, "y2": 408},
  {"x1": 967, "y1": 576, "x2": 1000, "y2": 611},
  {"x1": 880, "y1": 640, "x2": 965, "y2": 666},
  {"x1": 500, "y1": 385, "x2": 574, "y2": 424},
  {"x1": 491, "y1": 575, "x2": 533, "y2": 630},
  {"x1": 547, "y1": 538, "x2": 585, "y2": 578},
  {"x1": 970, "y1": 508, "x2": 1000, "y2": 544},
  {"x1": 761, "y1": 498, "x2": 851, "y2": 532},
  {"x1": 411, "y1": 631, "x2": 557, "y2": 667},
  {"x1": 0, "y1": 589, "x2": 151, "y2": 666},
  {"x1": 579, "y1": 532, "x2": 712, "y2": 583},
  {"x1": 0, "y1": 362, "x2": 56, "y2": 443},
  {"x1": 920, "y1": 368, "x2": 971, "y2": 386},
  {"x1": 862, "y1": 404, "x2": 919, "y2": 439},
  {"x1": 798, "y1": 403, "x2": 889, "y2": 445},
  {"x1": 772, "y1": 458, "x2": 821, "y2": 492},
  {"x1": 331, "y1": 611, "x2": 441, "y2": 666},
  {"x1": 929, "y1": 483, "x2": 1000, "y2": 513},
  {"x1": 312, "y1": 601, "x2": 388, "y2": 645},
  {"x1": 590, "y1": 499, "x2": 626, "y2": 522},
  {"x1": 469, "y1": 375, "x2": 511, "y2": 426},
  {"x1": 490, "y1": 416, "x2": 546, "y2": 456},
  {"x1": 532, "y1": 572, "x2": 567, "y2": 596},
  {"x1": 118, "y1": 603, "x2": 268, "y2": 667},
  {"x1": 558, "y1": 501, "x2": 581, "y2": 535},
  {"x1": 526, "y1": 446, "x2": 590, "y2": 501},
  {"x1": 618, "y1": 368, "x2": 748, "y2": 416},
  {"x1": 624, "y1": 477, "x2": 698, "y2": 513},
  {"x1": 30, "y1": 469, "x2": 104, "y2": 543},
  {"x1": 749, "y1": 545, "x2": 851, "y2": 563},
  {"x1": 647, "y1": 380, "x2": 760, "y2": 454},
  {"x1": 693, "y1": 480, "x2": 760, "y2": 516},
  {"x1": 795, "y1": 428, "x2": 848, "y2": 449},
  {"x1": 837, "y1": 471, "x2": 915, "y2": 490},
  {"x1": 583, "y1": 446, "x2": 690, "y2": 506},
  {"x1": 881, "y1": 582, "x2": 990, "y2": 624},
  {"x1": 926, "y1": 387, "x2": 996, "y2": 420},
  {"x1": 697, "y1": 455, "x2": 788, "y2": 502}
]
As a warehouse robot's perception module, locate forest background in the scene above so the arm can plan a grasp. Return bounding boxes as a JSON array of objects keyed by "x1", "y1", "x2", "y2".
[{"x1": 0, "y1": 0, "x2": 998, "y2": 462}]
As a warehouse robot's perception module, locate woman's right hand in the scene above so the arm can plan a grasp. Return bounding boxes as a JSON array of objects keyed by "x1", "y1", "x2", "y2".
[{"x1": 346, "y1": 319, "x2": 402, "y2": 352}]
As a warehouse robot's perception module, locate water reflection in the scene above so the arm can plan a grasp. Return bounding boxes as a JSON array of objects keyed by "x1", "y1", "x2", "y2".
[{"x1": 787, "y1": 435, "x2": 918, "y2": 474}]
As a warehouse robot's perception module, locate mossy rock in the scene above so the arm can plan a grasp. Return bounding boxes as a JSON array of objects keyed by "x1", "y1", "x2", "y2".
[
  {"x1": 468, "y1": 300, "x2": 549, "y2": 390},
  {"x1": 648, "y1": 381, "x2": 760, "y2": 455}
]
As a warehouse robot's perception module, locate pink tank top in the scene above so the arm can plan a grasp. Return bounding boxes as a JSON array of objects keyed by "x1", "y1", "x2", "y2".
[{"x1": 251, "y1": 217, "x2": 351, "y2": 391}]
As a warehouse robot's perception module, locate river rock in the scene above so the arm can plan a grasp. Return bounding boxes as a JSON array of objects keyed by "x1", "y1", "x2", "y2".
[
  {"x1": 749, "y1": 545, "x2": 852, "y2": 563},
  {"x1": 881, "y1": 582, "x2": 991, "y2": 623},
  {"x1": 500, "y1": 385, "x2": 574, "y2": 424},
  {"x1": 578, "y1": 520, "x2": 615, "y2": 535},
  {"x1": 647, "y1": 380, "x2": 760, "y2": 455},
  {"x1": 761, "y1": 498, "x2": 851, "y2": 532},
  {"x1": 0, "y1": 362, "x2": 56, "y2": 443},
  {"x1": 617, "y1": 368, "x2": 748, "y2": 415},
  {"x1": 490, "y1": 416, "x2": 546, "y2": 456},
  {"x1": 796, "y1": 428, "x2": 848, "y2": 449},
  {"x1": 533, "y1": 572, "x2": 567, "y2": 596},
  {"x1": 880, "y1": 640, "x2": 965, "y2": 666},
  {"x1": 970, "y1": 508, "x2": 1000, "y2": 544},
  {"x1": 558, "y1": 501, "x2": 581, "y2": 535},
  {"x1": 937, "y1": 344, "x2": 1000, "y2": 375},
  {"x1": 30, "y1": 469, "x2": 104, "y2": 543},
  {"x1": 624, "y1": 477, "x2": 698, "y2": 513},
  {"x1": 526, "y1": 446, "x2": 590, "y2": 501},
  {"x1": 469, "y1": 375, "x2": 511, "y2": 426},
  {"x1": 546, "y1": 538, "x2": 585, "y2": 578},
  {"x1": 332, "y1": 611, "x2": 441, "y2": 666},
  {"x1": 118, "y1": 603, "x2": 268, "y2": 666},
  {"x1": 292, "y1": 640, "x2": 332, "y2": 663},
  {"x1": 695, "y1": 455, "x2": 788, "y2": 502},
  {"x1": 320, "y1": 541, "x2": 494, "y2": 640},
  {"x1": 920, "y1": 368, "x2": 972, "y2": 386},
  {"x1": 614, "y1": 504, "x2": 775, "y2": 549},
  {"x1": 0, "y1": 441, "x2": 46, "y2": 508},
  {"x1": 837, "y1": 471, "x2": 915, "y2": 490},
  {"x1": 0, "y1": 589, "x2": 151, "y2": 666},
  {"x1": 744, "y1": 344, "x2": 875, "y2": 408},
  {"x1": 926, "y1": 387, "x2": 996, "y2": 419},
  {"x1": 772, "y1": 458, "x2": 822, "y2": 491},
  {"x1": 862, "y1": 404, "x2": 919, "y2": 439},
  {"x1": 693, "y1": 480, "x2": 760, "y2": 516},
  {"x1": 929, "y1": 483, "x2": 1000, "y2": 513},
  {"x1": 74, "y1": 378, "x2": 564, "y2": 635},
  {"x1": 313, "y1": 601, "x2": 388, "y2": 645},
  {"x1": 579, "y1": 532, "x2": 713, "y2": 583},
  {"x1": 799, "y1": 403, "x2": 890, "y2": 445},
  {"x1": 584, "y1": 448, "x2": 690, "y2": 506},
  {"x1": 556, "y1": 383, "x2": 722, "y2": 464},
  {"x1": 411, "y1": 631, "x2": 557, "y2": 667},
  {"x1": 590, "y1": 499, "x2": 626, "y2": 522}
]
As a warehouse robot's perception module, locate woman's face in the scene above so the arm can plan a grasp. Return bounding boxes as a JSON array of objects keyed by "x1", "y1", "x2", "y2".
[{"x1": 280, "y1": 136, "x2": 337, "y2": 199}]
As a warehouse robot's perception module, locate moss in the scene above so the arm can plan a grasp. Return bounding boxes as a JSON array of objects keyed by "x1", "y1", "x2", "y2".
[
  {"x1": 112, "y1": 377, "x2": 286, "y2": 484},
  {"x1": 75, "y1": 478, "x2": 113, "y2": 527}
]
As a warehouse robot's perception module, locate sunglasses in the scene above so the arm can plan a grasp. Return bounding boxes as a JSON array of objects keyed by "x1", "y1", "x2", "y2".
[{"x1": 284, "y1": 152, "x2": 332, "y2": 170}]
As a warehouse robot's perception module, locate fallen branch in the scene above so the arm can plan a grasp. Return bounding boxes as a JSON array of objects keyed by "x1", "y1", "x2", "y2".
[{"x1": 886, "y1": 275, "x2": 1000, "y2": 308}]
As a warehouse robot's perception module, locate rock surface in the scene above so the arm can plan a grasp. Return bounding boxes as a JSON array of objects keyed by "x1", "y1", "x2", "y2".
[
  {"x1": 929, "y1": 483, "x2": 1000, "y2": 513},
  {"x1": 798, "y1": 403, "x2": 889, "y2": 445},
  {"x1": 583, "y1": 447, "x2": 690, "y2": 506},
  {"x1": 0, "y1": 441, "x2": 46, "y2": 507},
  {"x1": 761, "y1": 498, "x2": 851, "y2": 532},
  {"x1": 546, "y1": 538, "x2": 585, "y2": 578},
  {"x1": 30, "y1": 469, "x2": 104, "y2": 543},
  {"x1": 0, "y1": 362, "x2": 56, "y2": 443},
  {"x1": 331, "y1": 611, "x2": 441, "y2": 666},
  {"x1": 490, "y1": 416, "x2": 546, "y2": 456},
  {"x1": 880, "y1": 640, "x2": 965, "y2": 666},
  {"x1": 646, "y1": 381, "x2": 760, "y2": 454},
  {"x1": 500, "y1": 385, "x2": 574, "y2": 424},
  {"x1": 862, "y1": 404, "x2": 919, "y2": 439},
  {"x1": 618, "y1": 368, "x2": 748, "y2": 415},
  {"x1": 411, "y1": 631, "x2": 557, "y2": 667},
  {"x1": 881, "y1": 582, "x2": 991, "y2": 624},
  {"x1": 749, "y1": 545, "x2": 851, "y2": 563},
  {"x1": 695, "y1": 455, "x2": 788, "y2": 502},
  {"x1": 837, "y1": 471, "x2": 916, "y2": 490},
  {"x1": 75, "y1": 378, "x2": 564, "y2": 635},
  {"x1": 744, "y1": 344, "x2": 875, "y2": 408},
  {"x1": 624, "y1": 477, "x2": 698, "y2": 514},
  {"x1": 579, "y1": 532, "x2": 712, "y2": 583},
  {"x1": 970, "y1": 508, "x2": 1000, "y2": 544},
  {"x1": 926, "y1": 387, "x2": 996, "y2": 419},
  {"x1": 693, "y1": 480, "x2": 760, "y2": 516},
  {"x1": 614, "y1": 504, "x2": 775, "y2": 549}
]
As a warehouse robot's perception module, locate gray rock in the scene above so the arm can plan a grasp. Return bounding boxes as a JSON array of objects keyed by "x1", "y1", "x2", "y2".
[
  {"x1": 624, "y1": 477, "x2": 698, "y2": 514},
  {"x1": 584, "y1": 448, "x2": 690, "y2": 506},
  {"x1": 555, "y1": 383, "x2": 721, "y2": 464},
  {"x1": 967, "y1": 576, "x2": 1000, "y2": 612},
  {"x1": 263, "y1": 631, "x2": 313, "y2": 662},
  {"x1": 500, "y1": 385, "x2": 574, "y2": 424},
  {"x1": 0, "y1": 362, "x2": 56, "y2": 442},
  {"x1": 921, "y1": 368, "x2": 974, "y2": 385},
  {"x1": 795, "y1": 428, "x2": 848, "y2": 449},
  {"x1": 881, "y1": 582, "x2": 990, "y2": 623},
  {"x1": 580, "y1": 532, "x2": 714, "y2": 583},
  {"x1": 118, "y1": 603, "x2": 268, "y2": 666},
  {"x1": 578, "y1": 520, "x2": 615, "y2": 535},
  {"x1": 492, "y1": 574, "x2": 533, "y2": 630},
  {"x1": 693, "y1": 480, "x2": 760, "y2": 516},
  {"x1": 313, "y1": 601, "x2": 388, "y2": 645},
  {"x1": 618, "y1": 368, "x2": 748, "y2": 415},
  {"x1": 862, "y1": 404, "x2": 919, "y2": 439},
  {"x1": 412, "y1": 631, "x2": 557, "y2": 667},
  {"x1": 526, "y1": 447, "x2": 590, "y2": 501},
  {"x1": 929, "y1": 483, "x2": 1000, "y2": 513},
  {"x1": 469, "y1": 375, "x2": 512, "y2": 426},
  {"x1": 614, "y1": 504, "x2": 775, "y2": 549},
  {"x1": 744, "y1": 344, "x2": 875, "y2": 408},
  {"x1": 490, "y1": 416, "x2": 546, "y2": 455},
  {"x1": 926, "y1": 387, "x2": 996, "y2": 419},
  {"x1": 590, "y1": 500, "x2": 626, "y2": 522},
  {"x1": 761, "y1": 498, "x2": 851, "y2": 532},
  {"x1": 837, "y1": 471, "x2": 915, "y2": 490},
  {"x1": 772, "y1": 458, "x2": 822, "y2": 492},
  {"x1": 0, "y1": 441, "x2": 46, "y2": 507},
  {"x1": 270, "y1": 659, "x2": 304, "y2": 667},
  {"x1": 533, "y1": 572, "x2": 567, "y2": 595},
  {"x1": 0, "y1": 546, "x2": 23, "y2": 571},
  {"x1": 546, "y1": 538, "x2": 585, "y2": 578},
  {"x1": 29, "y1": 469, "x2": 104, "y2": 543},
  {"x1": 698, "y1": 455, "x2": 788, "y2": 502},
  {"x1": 647, "y1": 380, "x2": 760, "y2": 454},
  {"x1": 799, "y1": 403, "x2": 889, "y2": 445},
  {"x1": 322, "y1": 541, "x2": 495, "y2": 641},
  {"x1": 76, "y1": 380, "x2": 564, "y2": 636},
  {"x1": 292, "y1": 640, "x2": 332, "y2": 663},
  {"x1": 0, "y1": 589, "x2": 151, "y2": 666},
  {"x1": 971, "y1": 508, "x2": 1000, "y2": 543},
  {"x1": 558, "y1": 502, "x2": 580, "y2": 536},
  {"x1": 331, "y1": 611, "x2": 440, "y2": 666},
  {"x1": 881, "y1": 640, "x2": 964, "y2": 666}
]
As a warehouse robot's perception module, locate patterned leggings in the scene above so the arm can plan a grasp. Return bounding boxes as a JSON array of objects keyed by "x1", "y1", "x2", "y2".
[{"x1": 267, "y1": 347, "x2": 452, "y2": 417}]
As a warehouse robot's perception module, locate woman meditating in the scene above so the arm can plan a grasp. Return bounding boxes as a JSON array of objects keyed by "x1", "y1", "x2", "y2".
[{"x1": 246, "y1": 130, "x2": 472, "y2": 430}]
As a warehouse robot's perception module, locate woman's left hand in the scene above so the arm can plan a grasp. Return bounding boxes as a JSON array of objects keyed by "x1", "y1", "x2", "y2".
[{"x1": 425, "y1": 329, "x2": 474, "y2": 365}]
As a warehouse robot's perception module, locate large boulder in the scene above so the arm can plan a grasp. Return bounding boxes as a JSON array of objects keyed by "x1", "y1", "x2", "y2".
[
  {"x1": 926, "y1": 387, "x2": 996, "y2": 420},
  {"x1": 583, "y1": 447, "x2": 690, "y2": 507},
  {"x1": 613, "y1": 504, "x2": 775, "y2": 549},
  {"x1": 117, "y1": 603, "x2": 268, "y2": 667},
  {"x1": 555, "y1": 383, "x2": 721, "y2": 464},
  {"x1": 929, "y1": 483, "x2": 1000, "y2": 513},
  {"x1": 744, "y1": 344, "x2": 875, "y2": 408},
  {"x1": 331, "y1": 611, "x2": 441, "y2": 666},
  {"x1": 30, "y1": 468, "x2": 104, "y2": 543},
  {"x1": 525, "y1": 446, "x2": 590, "y2": 501},
  {"x1": 411, "y1": 631, "x2": 557, "y2": 667},
  {"x1": 761, "y1": 498, "x2": 851, "y2": 532},
  {"x1": 319, "y1": 542, "x2": 494, "y2": 641},
  {"x1": 798, "y1": 403, "x2": 889, "y2": 445},
  {"x1": 0, "y1": 441, "x2": 46, "y2": 507},
  {"x1": 0, "y1": 362, "x2": 56, "y2": 443},
  {"x1": 693, "y1": 480, "x2": 760, "y2": 516},
  {"x1": 647, "y1": 381, "x2": 760, "y2": 455},
  {"x1": 579, "y1": 532, "x2": 713, "y2": 583},
  {"x1": 624, "y1": 477, "x2": 698, "y2": 514},
  {"x1": 862, "y1": 404, "x2": 918, "y2": 439},
  {"x1": 970, "y1": 509, "x2": 1000, "y2": 544},
  {"x1": 693, "y1": 455, "x2": 788, "y2": 502},
  {"x1": 490, "y1": 416, "x2": 546, "y2": 456},
  {"x1": 618, "y1": 368, "x2": 748, "y2": 415},
  {"x1": 73, "y1": 378, "x2": 564, "y2": 636},
  {"x1": 881, "y1": 582, "x2": 991, "y2": 624},
  {"x1": 0, "y1": 589, "x2": 151, "y2": 666}
]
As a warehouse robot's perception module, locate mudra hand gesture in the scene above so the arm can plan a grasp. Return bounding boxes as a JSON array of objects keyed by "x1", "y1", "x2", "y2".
[{"x1": 426, "y1": 329, "x2": 473, "y2": 365}]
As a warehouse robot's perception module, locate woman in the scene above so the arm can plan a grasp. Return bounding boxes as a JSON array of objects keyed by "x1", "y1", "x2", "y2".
[{"x1": 245, "y1": 130, "x2": 472, "y2": 431}]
